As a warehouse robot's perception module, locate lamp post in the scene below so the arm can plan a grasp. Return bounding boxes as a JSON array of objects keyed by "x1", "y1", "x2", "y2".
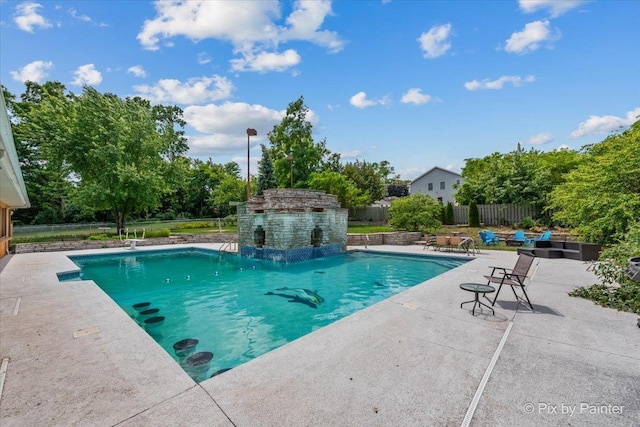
[
  {"x1": 246, "y1": 128, "x2": 257, "y2": 200},
  {"x1": 286, "y1": 154, "x2": 293, "y2": 188}
]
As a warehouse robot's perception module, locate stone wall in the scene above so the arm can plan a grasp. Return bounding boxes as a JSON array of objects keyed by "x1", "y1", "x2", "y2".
[
  {"x1": 238, "y1": 211, "x2": 348, "y2": 250},
  {"x1": 247, "y1": 188, "x2": 341, "y2": 212},
  {"x1": 347, "y1": 232, "x2": 422, "y2": 246},
  {"x1": 237, "y1": 189, "x2": 348, "y2": 257},
  {"x1": 12, "y1": 233, "x2": 237, "y2": 254}
]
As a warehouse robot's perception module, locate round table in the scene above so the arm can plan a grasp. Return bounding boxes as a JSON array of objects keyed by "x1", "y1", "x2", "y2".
[{"x1": 460, "y1": 283, "x2": 495, "y2": 316}]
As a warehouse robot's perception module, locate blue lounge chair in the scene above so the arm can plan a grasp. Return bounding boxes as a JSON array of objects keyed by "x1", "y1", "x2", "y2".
[
  {"x1": 479, "y1": 230, "x2": 500, "y2": 246},
  {"x1": 513, "y1": 230, "x2": 527, "y2": 243},
  {"x1": 527, "y1": 231, "x2": 551, "y2": 245}
]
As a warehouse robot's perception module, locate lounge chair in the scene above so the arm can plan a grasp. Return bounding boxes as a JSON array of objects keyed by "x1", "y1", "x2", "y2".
[
  {"x1": 513, "y1": 230, "x2": 527, "y2": 242},
  {"x1": 485, "y1": 253, "x2": 536, "y2": 310},
  {"x1": 527, "y1": 230, "x2": 551, "y2": 246},
  {"x1": 479, "y1": 230, "x2": 500, "y2": 246}
]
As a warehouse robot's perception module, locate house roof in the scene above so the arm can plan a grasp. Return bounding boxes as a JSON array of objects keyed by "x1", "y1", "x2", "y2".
[
  {"x1": 409, "y1": 166, "x2": 462, "y2": 184},
  {"x1": 0, "y1": 89, "x2": 30, "y2": 208}
]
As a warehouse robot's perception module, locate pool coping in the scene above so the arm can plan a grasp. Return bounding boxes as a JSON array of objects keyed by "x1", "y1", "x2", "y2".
[{"x1": 1, "y1": 243, "x2": 638, "y2": 426}]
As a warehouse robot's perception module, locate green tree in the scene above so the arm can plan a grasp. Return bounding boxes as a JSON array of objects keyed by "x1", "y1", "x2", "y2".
[
  {"x1": 456, "y1": 144, "x2": 581, "y2": 224},
  {"x1": 4, "y1": 82, "x2": 88, "y2": 224},
  {"x1": 389, "y1": 194, "x2": 442, "y2": 232},
  {"x1": 343, "y1": 160, "x2": 386, "y2": 204},
  {"x1": 308, "y1": 171, "x2": 369, "y2": 208},
  {"x1": 468, "y1": 200, "x2": 480, "y2": 227},
  {"x1": 58, "y1": 87, "x2": 186, "y2": 230},
  {"x1": 549, "y1": 121, "x2": 640, "y2": 243},
  {"x1": 445, "y1": 202, "x2": 455, "y2": 225},
  {"x1": 257, "y1": 144, "x2": 277, "y2": 195},
  {"x1": 267, "y1": 96, "x2": 332, "y2": 188},
  {"x1": 210, "y1": 173, "x2": 246, "y2": 217}
]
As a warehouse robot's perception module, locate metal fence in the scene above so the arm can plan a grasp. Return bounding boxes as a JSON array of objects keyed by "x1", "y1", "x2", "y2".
[{"x1": 13, "y1": 218, "x2": 225, "y2": 237}]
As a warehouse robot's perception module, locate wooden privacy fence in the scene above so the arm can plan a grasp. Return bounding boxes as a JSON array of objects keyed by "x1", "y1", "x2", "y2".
[
  {"x1": 348, "y1": 206, "x2": 389, "y2": 223},
  {"x1": 453, "y1": 204, "x2": 537, "y2": 226},
  {"x1": 349, "y1": 204, "x2": 536, "y2": 226}
]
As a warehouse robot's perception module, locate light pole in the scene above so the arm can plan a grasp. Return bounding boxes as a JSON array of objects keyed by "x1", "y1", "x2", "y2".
[
  {"x1": 246, "y1": 128, "x2": 257, "y2": 200},
  {"x1": 286, "y1": 154, "x2": 293, "y2": 188}
]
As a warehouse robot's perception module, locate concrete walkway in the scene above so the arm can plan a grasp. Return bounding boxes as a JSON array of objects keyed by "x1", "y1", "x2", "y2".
[{"x1": 1, "y1": 244, "x2": 638, "y2": 426}]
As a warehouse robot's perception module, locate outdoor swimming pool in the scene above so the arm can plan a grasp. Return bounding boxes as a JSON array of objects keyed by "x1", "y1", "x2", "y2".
[{"x1": 65, "y1": 248, "x2": 468, "y2": 381}]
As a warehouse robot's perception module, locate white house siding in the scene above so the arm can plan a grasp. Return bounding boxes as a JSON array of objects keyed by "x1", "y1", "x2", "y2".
[{"x1": 409, "y1": 167, "x2": 463, "y2": 205}]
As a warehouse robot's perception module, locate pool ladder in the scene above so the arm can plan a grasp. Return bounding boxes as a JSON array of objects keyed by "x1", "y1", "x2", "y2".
[{"x1": 219, "y1": 240, "x2": 237, "y2": 253}]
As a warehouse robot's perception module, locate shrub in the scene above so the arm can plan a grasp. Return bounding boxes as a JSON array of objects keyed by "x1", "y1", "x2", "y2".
[
  {"x1": 445, "y1": 202, "x2": 455, "y2": 225},
  {"x1": 468, "y1": 200, "x2": 480, "y2": 227},
  {"x1": 389, "y1": 194, "x2": 442, "y2": 232},
  {"x1": 87, "y1": 234, "x2": 111, "y2": 241},
  {"x1": 223, "y1": 215, "x2": 237, "y2": 227},
  {"x1": 175, "y1": 222, "x2": 212, "y2": 230},
  {"x1": 144, "y1": 228, "x2": 171, "y2": 238},
  {"x1": 569, "y1": 221, "x2": 640, "y2": 314},
  {"x1": 518, "y1": 216, "x2": 535, "y2": 230},
  {"x1": 156, "y1": 210, "x2": 176, "y2": 221}
]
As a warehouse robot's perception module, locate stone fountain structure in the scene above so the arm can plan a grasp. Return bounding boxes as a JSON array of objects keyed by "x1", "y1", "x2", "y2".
[{"x1": 236, "y1": 189, "x2": 348, "y2": 262}]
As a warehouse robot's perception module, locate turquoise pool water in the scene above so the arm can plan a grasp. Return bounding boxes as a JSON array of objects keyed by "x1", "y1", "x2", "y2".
[{"x1": 67, "y1": 249, "x2": 468, "y2": 381}]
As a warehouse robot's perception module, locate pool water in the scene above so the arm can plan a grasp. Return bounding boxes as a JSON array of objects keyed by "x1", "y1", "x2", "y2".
[{"x1": 67, "y1": 249, "x2": 468, "y2": 381}]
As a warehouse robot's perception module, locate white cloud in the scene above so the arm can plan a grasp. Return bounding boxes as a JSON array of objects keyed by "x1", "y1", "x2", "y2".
[
  {"x1": 197, "y1": 52, "x2": 211, "y2": 65},
  {"x1": 400, "y1": 167, "x2": 426, "y2": 181},
  {"x1": 349, "y1": 92, "x2": 389, "y2": 108},
  {"x1": 505, "y1": 20, "x2": 559, "y2": 54},
  {"x1": 556, "y1": 144, "x2": 572, "y2": 151},
  {"x1": 570, "y1": 107, "x2": 640, "y2": 138},
  {"x1": 519, "y1": 0, "x2": 586, "y2": 17},
  {"x1": 71, "y1": 64, "x2": 102, "y2": 86},
  {"x1": 417, "y1": 23, "x2": 452, "y2": 58},
  {"x1": 69, "y1": 8, "x2": 91, "y2": 22},
  {"x1": 339, "y1": 150, "x2": 364, "y2": 159},
  {"x1": 133, "y1": 75, "x2": 233, "y2": 105},
  {"x1": 464, "y1": 75, "x2": 535, "y2": 91},
  {"x1": 137, "y1": 0, "x2": 343, "y2": 73},
  {"x1": 184, "y1": 102, "x2": 280, "y2": 155},
  {"x1": 524, "y1": 132, "x2": 553, "y2": 145},
  {"x1": 281, "y1": 0, "x2": 344, "y2": 53},
  {"x1": 10, "y1": 60, "x2": 53, "y2": 83},
  {"x1": 400, "y1": 88, "x2": 432, "y2": 105},
  {"x1": 230, "y1": 49, "x2": 301, "y2": 73},
  {"x1": 183, "y1": 100, "x2": 319, "y2": 156},
  {"x1": 127, "y1": 65, "x2": 146, "y2": 78},
  {"x1": 14, "y1": 2, "x2": 51, "y2": 32}
]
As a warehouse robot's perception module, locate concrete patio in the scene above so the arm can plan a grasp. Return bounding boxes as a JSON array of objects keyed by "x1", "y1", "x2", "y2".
[{"x1": 1, "y1": 244, "x2": 638, "y2": 426}]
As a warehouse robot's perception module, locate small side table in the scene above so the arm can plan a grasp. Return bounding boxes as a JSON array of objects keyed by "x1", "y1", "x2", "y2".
[{"x1": 460, "y1": 283, "x2": 495, "y2": 316}]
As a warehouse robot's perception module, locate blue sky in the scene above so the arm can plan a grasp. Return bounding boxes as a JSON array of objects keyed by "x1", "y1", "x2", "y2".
[{"x1": 1, "y1": 0, "x2": 638, "y2": 180}]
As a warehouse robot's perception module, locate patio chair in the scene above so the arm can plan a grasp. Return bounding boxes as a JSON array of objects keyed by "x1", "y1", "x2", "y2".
[
  {"x1": 527, "y1": 230, "x2": 552, "y2": 246},
  {"x1": 422, "y1": 235, "x2": 437, "y2": 251},
  {"x1": 513, "y1": 230, "x2": 527, "y2": 243},
  {"x1": 449, "y1": 235, "x2": 463, "y2": 252},
  {"x1": 479, "y1": 230, "x2": 500, "y2": 246},
  {"x1": 434, "y1": 235, "x2": 449, "y2": 251},
  {"x1": 485, "y1": 253, "x2": 535, "y2": 310}
]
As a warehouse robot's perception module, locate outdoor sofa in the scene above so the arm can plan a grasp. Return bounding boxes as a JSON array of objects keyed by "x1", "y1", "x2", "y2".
[{"x1": 517, "y1": 240, "x2": 601, "y2": 261}]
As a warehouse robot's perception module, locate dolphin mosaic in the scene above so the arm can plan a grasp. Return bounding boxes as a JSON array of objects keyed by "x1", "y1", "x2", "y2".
[{"x1": 265, "y1": 287, "x2": 325, "y2": 309}]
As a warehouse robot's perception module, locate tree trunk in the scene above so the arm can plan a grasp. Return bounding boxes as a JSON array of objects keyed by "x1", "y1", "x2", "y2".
[{"x1": 114, "y1": 208, "x2": 126, "y2": 232}]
